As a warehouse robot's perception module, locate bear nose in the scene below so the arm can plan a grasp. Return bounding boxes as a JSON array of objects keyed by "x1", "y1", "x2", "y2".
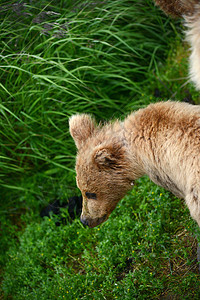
[{"x1": 80, "y1": 216, "x2": 89, "y2": 227}]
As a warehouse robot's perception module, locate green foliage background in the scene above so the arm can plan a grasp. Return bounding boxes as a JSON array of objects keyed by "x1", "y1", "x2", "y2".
[{"x1": 0, "y1": 0, "x2": 200, "y2": 299}]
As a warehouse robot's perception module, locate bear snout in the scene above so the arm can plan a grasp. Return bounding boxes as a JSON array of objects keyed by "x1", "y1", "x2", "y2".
[
  {"x1": 80, "y1": 216, "x2": 89, "y2": 227},
  {"x1": 80, "y1": 214, "x2": 108, "y2": 228}
]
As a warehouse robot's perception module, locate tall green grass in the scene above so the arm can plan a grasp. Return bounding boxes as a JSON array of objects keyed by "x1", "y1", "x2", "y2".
[{"x1": 0, "y1": 0, "x2": 180, "y2": 190}]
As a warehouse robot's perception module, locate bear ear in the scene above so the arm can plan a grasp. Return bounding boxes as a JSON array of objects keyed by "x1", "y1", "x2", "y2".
[
  {"x1": 93, "y1": 144, "x2": 124, "y2": 169},
  {"x1": 69, "y1": 114, "x2": 96, "y2": 149}
]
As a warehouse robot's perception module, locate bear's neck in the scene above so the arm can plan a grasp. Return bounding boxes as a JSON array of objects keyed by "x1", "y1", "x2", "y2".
[{"x1": 122, "y1": 105, "x2": 186, "y2": 198}]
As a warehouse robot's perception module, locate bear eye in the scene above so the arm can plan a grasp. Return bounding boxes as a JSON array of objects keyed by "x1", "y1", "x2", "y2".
[{"x1": 85, "y1": 192, "x2": 97, "y2": 200}]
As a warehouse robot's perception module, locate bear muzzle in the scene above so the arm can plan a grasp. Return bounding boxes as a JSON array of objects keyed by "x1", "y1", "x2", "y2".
[{"x1": 80, "y1": 214, "x2": 108, "y2": 228}]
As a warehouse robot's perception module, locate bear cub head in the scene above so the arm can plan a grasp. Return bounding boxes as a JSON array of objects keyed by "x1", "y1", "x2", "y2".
[{"x1": 69, "y1": 114, "x2": 135, "y2": 228}]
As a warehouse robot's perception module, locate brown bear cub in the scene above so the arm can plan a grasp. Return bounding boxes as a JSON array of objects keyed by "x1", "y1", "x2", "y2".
[{"x1": 69, "y1": 101, "x2": 200, "y2": 228}]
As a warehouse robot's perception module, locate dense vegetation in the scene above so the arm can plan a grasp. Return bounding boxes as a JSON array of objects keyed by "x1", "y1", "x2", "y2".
[{"x1": 0, "y1": 0, "x2": 200, "y2": 299}]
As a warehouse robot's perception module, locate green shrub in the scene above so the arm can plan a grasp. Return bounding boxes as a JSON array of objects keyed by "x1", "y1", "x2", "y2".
[{"x1": 2, "y1": 178, "x2": 200, "y2": 299}]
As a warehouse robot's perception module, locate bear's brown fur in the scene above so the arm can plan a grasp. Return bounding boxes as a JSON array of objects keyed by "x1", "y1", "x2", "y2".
[
  {"x1": 69, "y1": 101, "x2": 200, "y2": 228},
  {"x1": 154, "y1": 0, "x2": 199, "y2": 17}
]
